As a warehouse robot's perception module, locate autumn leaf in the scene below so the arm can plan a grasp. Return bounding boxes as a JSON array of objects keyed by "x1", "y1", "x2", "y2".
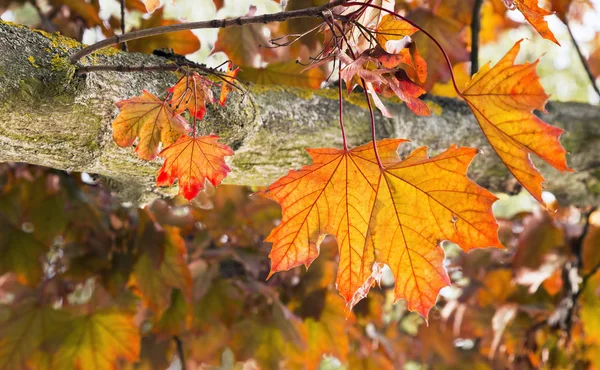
[
  {"x1": 168, "y1": 73, "x2": 215, "y2": 119},
  {"x1": 220, "y1": 63, "x2": 240, "y2": 106},
  {"x1": 156, "y1": 135, "x2": 234, "y2": 201},
  {"x1": 129, "y1": 226, "x2": 192, "y2": 314},
  {"x1": 127, "y1": 8, "x2": 200, "y2": 55},
  {"x1": 50, "y1": 0, "x2": 102, "y2": 27},
  {"x1": 461, "y1": 40, "x2": 571, "y2": 203},
  {"x1": 0, "y1": 303, "x2": 71, "y2": 370},
  {"x1": 212, "y1": 21, "x2": 277, "y2": 67},
  {"x1": 112, "y1": 91, "x2": 189, "y2": 161},
  {"x1": 142, "y1": 0, "x2": 161, "y2": 12},
  {"x1": 375, "y1": 14, "x2": 419, "y2": 53},
  {"x1": 509, "y1": 0, "x2": 560, "y2": 45},
  {"x1": 212, "y1": 0, "x2": 224, "y2": 10},
  {"x1": 286, "y1": 292, "x2": 351, "y2": 370},
  {"x1": 274, "y1": 0, "x2": 328, "y2": 58},
  {"x1": 153, "y1": 289, "x2": 191, "y2": 336},
  {"x1": 258, "y1": 139, "x2": 501, "y2": 318},
  {"x1": 408, "y1": 8, "x2": 469, "y2": 89},
  {"x1": 239, "y1": 62, "x2": 326, "y2": 89},
  {"x1": 52, "y1": 309, "x2": 140, "y2": 370}
]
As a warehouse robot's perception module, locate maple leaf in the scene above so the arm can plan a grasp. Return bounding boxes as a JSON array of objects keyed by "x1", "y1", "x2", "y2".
[
  {"x1": 156, "y1": 135, "x2": 234, "y2": 201},
  {"x1": 142, "y1": 0, "x2": 161, "y2": 12},
  {"x1": 127, "y1": 8, "x2": 200, "y2": 55},
  {"x1": 408, "y1": 8, "x2": 469, "y2": 89},
  {"x1": 258, "y1": 140, "x2": 501, "y2": 318},
  {"x1": 461, "y1": 40, "x2": 571, "y2": 203},
  {"x1": 129, "y1": 226, "x2": 192, "y2": 314},
  {"x1": 52, "y1": 309, "x2": 140, "y2": 370},
  {"x1": 513, "y1": 0, "x2": 560, "y2": 45},
  {"x1": 219, "y1": 63, "x2": 240, "y2": 106},
  {"x1": 112, "y1": 91, "x2": 189, "y2": 161},
  {"x1": 211, "y1": 14, "x2": 277, "y2": 67},
  {"x1": 0, "y1": 303, "x2": 71, "y2": 370},
  {"x1": 375, "y1": 14, "x2": 419, "y2": 53},
  {"x1": 239, "y1": 62, "x2": 326, "y2": 89},
  {"x1": 168, "y1": 72, "x2": 215, "y2": 119},
  {"x1": 286, "y1": 292, "x2": 351, "y2": 370}
]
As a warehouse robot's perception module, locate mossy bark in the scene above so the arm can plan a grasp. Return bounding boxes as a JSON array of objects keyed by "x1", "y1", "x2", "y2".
[{"x1": 0, "y1": 21, "x2": 599, "y2": 205}]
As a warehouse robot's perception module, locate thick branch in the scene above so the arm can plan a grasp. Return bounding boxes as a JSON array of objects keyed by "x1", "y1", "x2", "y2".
[{"x1": 1, "y1": 21, "x2": 599, "y2": 204}]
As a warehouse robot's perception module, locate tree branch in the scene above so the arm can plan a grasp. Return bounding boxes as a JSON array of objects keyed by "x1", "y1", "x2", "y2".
[
  {"x1": 470, "y1": 0, "x2": 484, "y2": 75},
  {"x1": 1, "y1": 21, "x2": 599, "y2": 204},
  {"x1": 565, "y1": 18, "x2": 600, "y2": 99},
  {"x1": 69, "y1": 0, "x2": 346, "y2": 63}
]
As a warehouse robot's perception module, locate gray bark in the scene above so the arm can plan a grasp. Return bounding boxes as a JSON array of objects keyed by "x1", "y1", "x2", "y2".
[{"x1": 0, "y1": 21, "x2": 599, "y2": 205}]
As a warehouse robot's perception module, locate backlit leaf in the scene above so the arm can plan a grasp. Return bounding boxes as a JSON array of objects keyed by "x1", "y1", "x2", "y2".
[
  {"x1": 0, "y1": 303, "x2": 71, "y2": 370},
  {"x1": 408, "y1": 8, "x2": 469, "y2": 89},
  {"x1": 511, "y1": 0, "x2": 560, "y2": 45},
  {"x1": 219, "y1": 63, "x2": 240, "y2": 106},
  {"x1": 156, "y1": 135, "x2": 234, "y2": 201},
  {"x1": 461, "y1": 40, "x2": 571, "y2": 203},
  {"x1": 375, "y1": 14, "x2": 419, "y2": 51},
  {"x1": 239, "y1": 62, "x2": 325, "y2": 89},
  {"x1": 113, "y1": 91, "x2": 189, "y2": 161},
  {"x1": 212, "y1": 23, "x2": 277, "y2": 67},
  {"x1": 258, "y1": 140, "x2": 501, "y2": 318},
  {"x1": 168, "y1": 73, "x2": 215, "y2": 120},
  {"x1": 129, "y1": 227, "x2": 192, "y2": 314},
  {"x1": 53, "y1": 310, "x2": 140, "y2": 370},
  {"x1": 127, "y1": 9, "x2": 200, "y2": 55}
]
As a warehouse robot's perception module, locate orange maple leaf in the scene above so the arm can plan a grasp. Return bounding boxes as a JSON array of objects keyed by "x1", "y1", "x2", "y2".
[
  {"x1": 157, "y1": 135, "x2": 234, "y2": 201},
  {"x1": 258, "y1": 139, "x2": 501, "y2": 318},
  {"x1": 112, "y1": 91, "x2": 189, "y2": 161},
  {"x1": 511, "y1": 0, "x2": 560, "y2": 45},
  {"x1": 219, "y1": 63, "x2": 240, "y2": 106},
  {"x1": 168, "y1": 72, "x2": 215, "y2": 120},
  {"x1": 461, "y1": 40, "x2": 571, "y2": 203}
]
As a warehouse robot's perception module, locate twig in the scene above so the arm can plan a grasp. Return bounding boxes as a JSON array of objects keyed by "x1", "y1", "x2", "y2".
[
  {"x1": 69, "y1": 0, "x2": 347, "y2": 63},
  {"x1": 173, "y1": 336, "x2": 186, "y2": 370},
  {"x1": 470, "y1": 0, "x2": 484, "y2": 75},
  {"x1": 119, "y1": 0, "x2": 128, "y2": 51},
  {"x1": 565, "y1": 18, "x2": 600, "y2": 99},
  {"x1": 76, "y1": 64, "x2": 180, "y2": 75},
  {"x1": 343, "y1": 2, "x2": 462, "y2": 95}
]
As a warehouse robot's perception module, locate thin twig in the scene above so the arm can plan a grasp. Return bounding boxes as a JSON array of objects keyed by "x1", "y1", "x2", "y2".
[
  {"x1": 470, "y1": 0, "x2": 484, "y2": 75},
  {"x1": 173, "y1": 336, "x2": 186, "y2": 370},
  {"x1": 76, "y1": 64, "x2": 180, "y2": 75},
  {"x1": 69, "y1": 0, "x2": 347, "y2": 63},
  {"x1": 565, "y1": 18, "x2": 600, "y2": 98},
  {"x1": 343, "y1": 2, "x2": 462, "y2": 95},
  {"x1": 119, "y1": 0, "x2": 128, "y2": 51}
]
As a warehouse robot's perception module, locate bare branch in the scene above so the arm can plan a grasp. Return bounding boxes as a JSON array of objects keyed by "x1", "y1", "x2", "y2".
[{"x1": 69, "y1": 0, "x2": 347, "y2": 63}]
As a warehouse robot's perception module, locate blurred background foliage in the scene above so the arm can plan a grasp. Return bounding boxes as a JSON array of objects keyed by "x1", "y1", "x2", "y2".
[{"x1": 0, "y1": 0, "x2": 599, "y2": 369}]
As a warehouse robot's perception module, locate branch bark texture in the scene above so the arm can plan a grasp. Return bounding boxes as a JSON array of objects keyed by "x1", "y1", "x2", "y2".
[{"x1": 1, "y1": 21, "x2": 599, "y2": 205}]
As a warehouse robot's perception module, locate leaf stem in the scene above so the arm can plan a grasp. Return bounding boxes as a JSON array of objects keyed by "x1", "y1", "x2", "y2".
[
  {"x1": 361, "y1": 78, "x2": 384, "y2": 169},
  {"x1": 69, "y1": 0, "x2": 347, "y2": 63},
  {"x1": 470, "y1": 0, "x2": 484, "y2": 75},
  {"x1": 343, "y1": 2, "x2": 462, "y2": 95},
  {"x1": 338, "y1": 59, "x2": 349, "y2": 151},
  {"x1": 564, "y1": 18, "x2": 600, "y2": 99}
]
